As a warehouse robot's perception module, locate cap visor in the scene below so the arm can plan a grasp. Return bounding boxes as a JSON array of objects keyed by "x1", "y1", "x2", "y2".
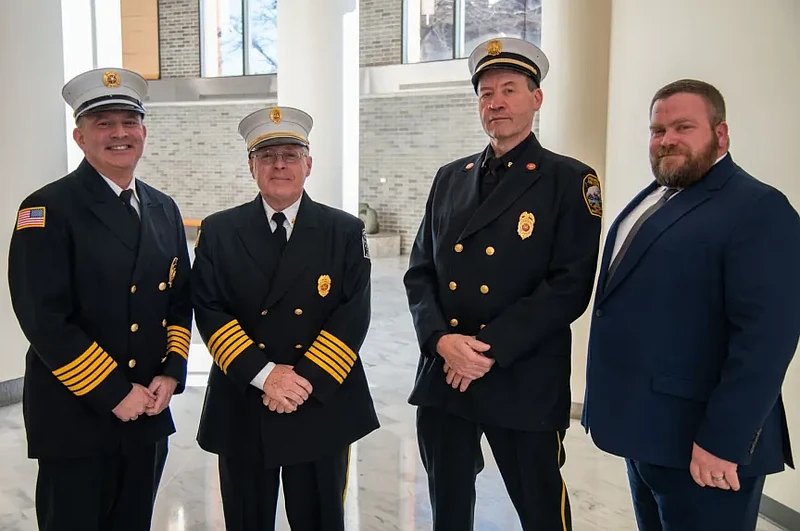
[{"x1": 76, "y1": 100, "x2": 145, "y2": 119}]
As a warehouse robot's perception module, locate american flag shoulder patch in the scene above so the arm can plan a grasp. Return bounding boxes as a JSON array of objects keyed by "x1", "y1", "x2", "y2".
[{"x1": 16, "y1": 207, "x2": 46, "y2": 230}]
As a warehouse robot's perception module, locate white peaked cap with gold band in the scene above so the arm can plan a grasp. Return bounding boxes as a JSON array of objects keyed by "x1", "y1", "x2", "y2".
[
  {"x1": 62, "y1": 67, "x2": 147, "y2": 121},
  {"x1": 238, "y1": 106, "x2": 314, "y2": 153},
  {"x1": 467, "y1": 37, "x2": 550, "y2": 93}
]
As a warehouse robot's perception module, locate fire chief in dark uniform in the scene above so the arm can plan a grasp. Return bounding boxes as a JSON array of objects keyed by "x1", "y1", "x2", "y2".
[
  {"x1": 193, "y1": 106, "x2": 379, "y2": 531},
  {"x1": 7, "y1": 68, "x2": 192, "y2": 531},
  {"x1": 404, "y1": 37, "x2": 603, "y2": 530}
]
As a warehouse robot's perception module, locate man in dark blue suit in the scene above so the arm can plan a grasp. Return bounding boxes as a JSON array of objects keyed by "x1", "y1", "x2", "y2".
[{"x1": 582, "y1": 79, "x2": 800, "y2": 530}]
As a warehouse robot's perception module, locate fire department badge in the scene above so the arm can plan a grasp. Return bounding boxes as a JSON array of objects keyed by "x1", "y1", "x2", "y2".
[
  {"x1": 318, "y1": 275, "x2": 331, "y2": 297},
  {"x1": 517, "y1": 211, "x2": 535, "y2": 240},
  {"x1": 103, "y1": 71, "x2": 120, "y2": 88}
]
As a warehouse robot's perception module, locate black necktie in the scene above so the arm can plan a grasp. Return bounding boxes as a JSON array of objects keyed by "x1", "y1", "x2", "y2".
[
  {"x1": 271, "y1": 212, "x2": 287, "y2": 254},
  {"x1": 119, "y1": 189, "x2": 140, "y2": 225},
  {"x1": 480, "y1": 156, "x2": 504, "y2": 202},
  {"x1": 606, "y1": 187, "x2": 678, "y2": 285}
]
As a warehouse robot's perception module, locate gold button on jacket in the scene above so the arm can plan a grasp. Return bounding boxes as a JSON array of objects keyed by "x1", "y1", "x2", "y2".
[{"x1": 130, "y1": 323, "x2": 139, "y2": 333}]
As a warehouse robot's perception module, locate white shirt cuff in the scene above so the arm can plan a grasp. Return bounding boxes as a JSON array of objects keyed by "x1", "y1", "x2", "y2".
[{"x1": 250, "y1": 362, "x2": 276, "y2": 390}]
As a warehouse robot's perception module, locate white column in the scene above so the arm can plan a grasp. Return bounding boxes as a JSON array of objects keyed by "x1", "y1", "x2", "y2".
[
  {"x1": 0, "y1": 0, "x2": 68, "y2": 382},
  {"x1": 606, "y1": 0, "x2": 799, "y2": 511},
  {"x1": 538, "y1": 0, "x2": 613, "y2": 407},
  {"x1": 277, "y1": 0, "x2": 360, "y2": 215},
  {"x1": 61, "y1": 0, "x2": 124, "y2": 171}
]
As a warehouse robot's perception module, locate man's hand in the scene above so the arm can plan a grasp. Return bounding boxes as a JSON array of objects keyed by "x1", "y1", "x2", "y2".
[
  {"x1": 145, "y1": 376, "x2": 179, "y2": 416},
  {"x1": 437, "y1": 334, "x2": 494, "y2": 392},
  {"x1": 112, "y1": 384, "x2": 156, "y2": 422},
  {"x1": 690, "y1": 442, "x2": 740, "y2": 491},
  {"x1": 262, "y1": 365, "x2": 313, "y2": 414}
]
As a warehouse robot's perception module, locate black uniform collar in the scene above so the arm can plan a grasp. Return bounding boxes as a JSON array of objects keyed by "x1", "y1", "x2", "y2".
[{"x1": 484, "y1": 132, "x2": 536, "y2": 171}]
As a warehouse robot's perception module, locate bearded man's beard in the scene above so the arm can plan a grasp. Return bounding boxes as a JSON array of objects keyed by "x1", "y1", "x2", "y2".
[{"x1": 651, "y1": 135, "x2": 719, "y2": 188}]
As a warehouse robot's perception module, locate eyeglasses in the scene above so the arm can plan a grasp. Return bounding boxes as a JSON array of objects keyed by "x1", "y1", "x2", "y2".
[{"x1": 252, "y1": 150, "x2": 305, "y2": 164}]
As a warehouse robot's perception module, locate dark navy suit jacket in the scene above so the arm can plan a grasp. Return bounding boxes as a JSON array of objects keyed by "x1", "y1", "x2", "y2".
[{"x1": 582, "y1": 153, "x2": 800, "y2": 477}]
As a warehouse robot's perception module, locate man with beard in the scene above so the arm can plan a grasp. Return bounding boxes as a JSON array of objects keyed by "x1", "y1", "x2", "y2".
[
  {"x1": 404, "y1": 37, "x2": 602, "y2": 530},
  {"x1": 582, "y1": 79, "x2": 800, "y2": 530}
]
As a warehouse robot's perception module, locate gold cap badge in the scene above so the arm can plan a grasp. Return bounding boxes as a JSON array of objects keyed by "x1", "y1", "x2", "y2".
[
  {"x1": 168, "y1": 257, "x2": 178, "y2": 288},
  {"x1": 103, "y1": 71, "x2": 120, "y2": 88},
  {"x1": 269, "y1": 107, "x2": 282, "y2": 124},
  {"x1": 487, "y1": 40, "x2": 502, "y2": 56},
  {"x1": 518, "y1": 212, "x2": 535, "y2": 240},
  {"x1": 318, "y1": 275, "x2": 331, "y2": 297}
]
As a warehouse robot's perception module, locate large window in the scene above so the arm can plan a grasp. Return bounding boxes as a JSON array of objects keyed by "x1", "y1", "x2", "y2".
[
  {"x1": 200, "y1": 0, "x2": 277, "y2": 77},
  {"x1": 404, "y1": 0, "x2": 542, "y2": 64}
]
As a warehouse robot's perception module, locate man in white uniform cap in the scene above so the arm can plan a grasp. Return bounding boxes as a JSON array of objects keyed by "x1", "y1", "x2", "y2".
[
  {"x1": 8, "y1": 67, "x2": 192, "y2": 531},
  {"x1": 193, "y1": 105, "x2": 379, "y2": 531},
  {"x1": 404, "y1": 37, "x2": 602, "y2": 530}
]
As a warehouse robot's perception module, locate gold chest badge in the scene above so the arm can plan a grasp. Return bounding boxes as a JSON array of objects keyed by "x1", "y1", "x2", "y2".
[
  {"x1": 168, "y1": 257, "x2": 178, "y2": 288},
  {"x1": 318, "y1": 275, "x2": 331, "y2": 297},
  {"x1": 518, "y1": 212, "x2": 535, "y2": 240}
]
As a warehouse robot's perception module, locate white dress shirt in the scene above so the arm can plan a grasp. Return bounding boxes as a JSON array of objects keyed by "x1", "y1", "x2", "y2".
[
  {"x1": 101, "y1": 174, "x2": 140, "y2": 216},
  {"x1": 609, "y1": 153, "x2": 726, "y2": 265},
  {"x1": 250, "y1": 195, "x2": 303, "y2": 391}
]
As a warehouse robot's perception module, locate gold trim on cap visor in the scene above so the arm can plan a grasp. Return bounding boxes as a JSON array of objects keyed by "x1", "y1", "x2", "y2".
[
  {"x1": 247, "y1": 132, "x2": 309, "y2": 152},
  {"x1": 475, "y1": 58, "x2": 538, "y2": 77}
]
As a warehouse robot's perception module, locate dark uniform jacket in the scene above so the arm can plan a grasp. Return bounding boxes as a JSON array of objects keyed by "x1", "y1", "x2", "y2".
[
  {"x1": 193, "y1": 192, "x2": 379, "y2": 467},
  {"x1": 404, "y1": 134, "x2": 602, "y2": 432},
  {"x1": 8, "y1": 158, "x2": 192, "y2": 459}
]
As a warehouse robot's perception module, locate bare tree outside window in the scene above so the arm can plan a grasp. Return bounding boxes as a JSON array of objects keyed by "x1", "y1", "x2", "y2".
[{"x1": 202, "y1": 0, "x2": 278, "y2": 77}]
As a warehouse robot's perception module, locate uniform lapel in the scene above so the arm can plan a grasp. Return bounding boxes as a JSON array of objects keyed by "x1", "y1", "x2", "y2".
[
  {"x1": 79, "y1": 159, "x2": 140, "y2": 251},
  {"x1": 131, "y1": 182, "x2": 167, "y2": 282},
  {"x1": 262, "y1": 192, "x2": 319, "y2": 309},
  {"x1": 458, "y1": 137, "x2": 544, "y2": 242},
  {"x1": 236, "y1": 195, "x2": 278, "y2": 279}
]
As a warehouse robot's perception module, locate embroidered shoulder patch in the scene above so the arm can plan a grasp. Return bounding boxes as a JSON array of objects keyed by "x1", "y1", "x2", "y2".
[
  {"x1": 362, "y1": 227, "x2": 371, "y2": 260},
  {"x1": 582, "y1": 174, "x2": 602, "y2": 218},
  {"x1": 16, "y1": 207, "x2": 46, "y2": 230}
]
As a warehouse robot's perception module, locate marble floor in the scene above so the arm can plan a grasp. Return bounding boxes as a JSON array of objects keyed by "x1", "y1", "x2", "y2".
[{"x1": 0, "y1": 256, "x2": 786, "y2": 530}]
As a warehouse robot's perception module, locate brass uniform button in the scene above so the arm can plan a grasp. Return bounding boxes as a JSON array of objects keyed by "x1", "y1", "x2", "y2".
[
  {"x1": 450, "y1": 318, "x2": 458, "y2": 327},
  {"x1": 454, "y1": 243, "x2": 464, "y2": 253},
  {"x1": 449, "y1": 281, "x2": 457, "y2": 291},
  {"x1": 128, "y1": 359, "x2": 137, "y2": 369},
  {"x1": 261, "y1": 309, "x2": 268, "y2": 316},
  {"x1": 295, "y1": 344, "x2": 303, "y2": 349},
  {"x1": 162, "y1": 319, "x2": 167, "y2": 328},
  {"x1": 130, "y1": 323, "x2": 139, "y2": 333},
  {"x1": 485, "y1": 246, "x2": 495, "y2": 256},
  {"x1": 258, "y1": 343, "x2": 266, "y2": 350},
  {"x1": 480, "y1": 324, "x2": 486, "y2": 329},
  {"x1": 161, "y1": 356, "x2": 167, "y2": 363},
  {"x1": 130, "y1": 285, "x2": 137, "y2": 294},
  {"x1": 294, "y1": 308, "x2": 303, "y2": 316},
  {"x1": 158, "y1": 282, "x2": 167, "y2": 291},
  {"x1": 480, "y1": 285, "x2": 489, "y2": 294}
]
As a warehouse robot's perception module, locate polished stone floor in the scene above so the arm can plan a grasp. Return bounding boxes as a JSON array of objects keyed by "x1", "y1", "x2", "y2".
[{"x1": 0, "y1": 256, "x2": 785, "y2": 530}]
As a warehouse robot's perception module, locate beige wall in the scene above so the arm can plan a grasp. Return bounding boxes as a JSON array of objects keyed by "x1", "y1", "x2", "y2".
[
  {"x1": 605, "y1": 0, "x2": 800, "y2": 510},
  {"x1": 121, "y1": 0, "x2": 159, "y2": 79}
]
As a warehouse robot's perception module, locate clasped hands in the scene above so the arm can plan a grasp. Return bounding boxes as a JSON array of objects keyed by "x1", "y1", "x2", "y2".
[
  {"x1": 261, "y1": 365, "x2": 313, "y2": 414},
  {"x1": 437, "y1": 334, "x2": 494, "y2": 392},
  {"x1": 112, "y1": 376, "x2": 179, "y2": 422}
]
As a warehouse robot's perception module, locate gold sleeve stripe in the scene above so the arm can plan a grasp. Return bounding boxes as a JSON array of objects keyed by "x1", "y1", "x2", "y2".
[
  {"x1": 221, "y1": 339, "x2": 254, "y2": 373},
  {"x1": 210, "y1": 328, "x2": 244, "y2": 360},
  {"x1": 167, "y1": 325, "x2": 191, "y2": 341},
  {"x1": 216, "y1": 333, "x2": 249, "y2": 367},
  {"x1": 316, "y1": 335, "x2": 355, "y2": 367},
  {"x1": 319, "y1": 330, "x2": 357, "y2": 363},
  {"x1": 167, "y1": 334, "x2": 191, "y2": 351},
  {"x1": 309, "y1": 342, "x2": 351, "y2": 374},
  {"x1": 61, "y1": 352, "x2": 108, "y2": 387},
  {"x1": 53, "y1": 342, "x2": 104, "y2": 377},
  {"x1": 308, "y1": 345, "x2": 348, "y2": 378},
  {"x1": 56, "y1": 345, "x2": 105, "y2": 382},
  {"x1": 167, "y1": 339, "x2": 190, "y2": 354},
  {"x1": 72, "y1": 358, "x2": 118, "y2": 396},
  {"x1": 167, "y1": 344, "x2": 189, "y2": 360},
  {"x1": 305, "y1": 351, "x2": 345, "y2": 384},
  {"x1": 208, "y1": 320, "x2": 238, "y2": 352}
]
